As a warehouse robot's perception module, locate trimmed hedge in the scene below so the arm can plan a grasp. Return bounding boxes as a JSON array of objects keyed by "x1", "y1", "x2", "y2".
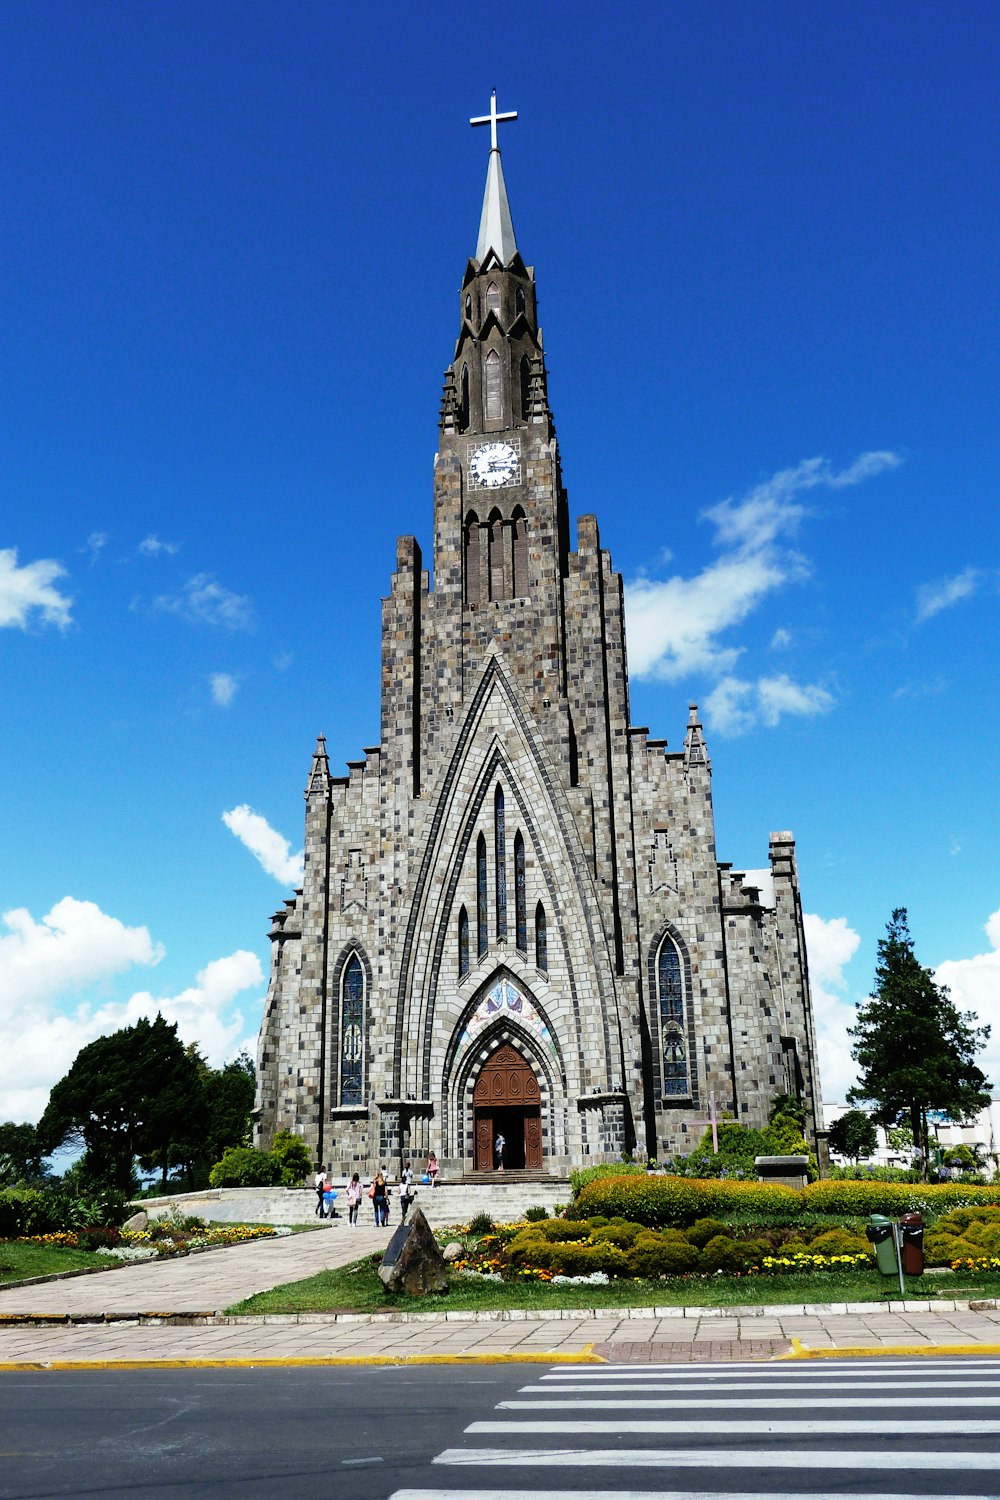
[
  {"x1": 573, "y1": 1174, "x2": 802, "y2": 1226},
  {"x1": 573, "y1": 1170, "x2": 1000, "y2": 1227}
]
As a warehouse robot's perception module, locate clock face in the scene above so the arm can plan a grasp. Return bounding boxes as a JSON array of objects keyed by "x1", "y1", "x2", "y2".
[{"x1": 470, "y1": 440, "x2": 519, "y2": 489}]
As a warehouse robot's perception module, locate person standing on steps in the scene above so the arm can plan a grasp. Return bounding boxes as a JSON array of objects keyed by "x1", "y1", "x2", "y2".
[
  {"x1": 314, "y1": 1166, "x2": 328, "y2": 1217},
  {"x1": 346, "y1": 1172, "x2": 362, "y2": 1227},
  {"x1": 495, "y1": 1132, "x2": 505, "y2": 1171}
]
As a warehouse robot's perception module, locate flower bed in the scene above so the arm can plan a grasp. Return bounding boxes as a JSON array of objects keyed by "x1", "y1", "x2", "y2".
[{"x1": 13, "y1": 1220, "x2": 291, "y2": 1263}]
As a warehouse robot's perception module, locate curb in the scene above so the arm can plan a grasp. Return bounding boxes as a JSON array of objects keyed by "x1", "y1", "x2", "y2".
[
  {"x1": 3, "y1": 1297, "x2": 998, "y2": 1328},
  {"x1": 786, "y1": 1336, "x2": 1000, "y2": 1360},
  {"x1": 0, "y1": 1345, "x2": 604, "y2": 1372}
]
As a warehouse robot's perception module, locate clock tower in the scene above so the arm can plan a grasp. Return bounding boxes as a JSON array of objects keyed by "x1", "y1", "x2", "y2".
[{"x1": 254, "y1": 96, "x2": 824, "y2": 1178}]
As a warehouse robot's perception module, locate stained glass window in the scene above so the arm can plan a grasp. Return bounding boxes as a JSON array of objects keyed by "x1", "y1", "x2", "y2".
[
  {"x1": 458, "y1": 905, "x2": 469, "y2": 977},
  {"x1": 486, "y1": 281, "x2": 501, "y2": 314},
  {"x1": 340, "y1": 954, "x2": 364, "y2": 1106},
  {"x1": 514, "y1": 832, "x2": 527, "y2": 951},
  {"x1": 495, "y1": 786, "x2": 507, "y2": 941},
  {"x1": 535, "y1": 901, "x2": 547, "y2": 972},
  {"x1": 658, "y1": 936, "x2": 688, "y2": 1095},
  {"x1": 477, "y1": 834, "x2": 488, "y2": 959},
  {"x1": 485, "y1": 349, "x2": 501, "y2": 420}
]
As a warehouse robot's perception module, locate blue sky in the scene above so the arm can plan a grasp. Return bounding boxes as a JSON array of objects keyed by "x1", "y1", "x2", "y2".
[{"x1": 2, "y1": 1, "x2": 998, "y2": 1125}]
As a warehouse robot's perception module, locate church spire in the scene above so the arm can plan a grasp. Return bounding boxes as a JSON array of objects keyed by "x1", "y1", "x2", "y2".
[{"x1": 471, "y1": 90, "x2": 519, "y2": 264}]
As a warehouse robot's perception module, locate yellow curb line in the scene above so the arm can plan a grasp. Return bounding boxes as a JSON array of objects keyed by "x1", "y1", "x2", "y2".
[
  {"x1": 0, "y1": 1345, "x2": 604, "y2": 1372},
  {"x1": 784, "y1": 1336, "x2": 1000, "y2": 1360}
]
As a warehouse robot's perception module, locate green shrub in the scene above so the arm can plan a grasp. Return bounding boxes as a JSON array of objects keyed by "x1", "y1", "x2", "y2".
[
  {"x1": 467, "y1": 1211, "x2": 495, "y2": 1236},
  {"x1": 628, "y1": 1229, "x2": 699, "y2": 1277},
  {"x1": 569, "y1": 1162, "x2": 647, "y2": 1196},
  {"x1": 590, "y1": 1219, "x2": 644, "y2": 1249},
  {"x1": 524, "y1": 1205, "x2": 549, "y2": 1222},
  {"x1": 699, "y1": 1234, "x2": 749, "y2": 1274},
  {"x1": 531, "y1": 1218, "x2": 592, "y2": 1243},
  {"x1": 924, "y1": 1232, "x2": 980, "y2": 1266},
  {"x1": 0, "y1": 1187, "x2": 58, "y2": 1237},
  {"x1": 802, "y1": 1179, "x2": 1000, "y2": 1218},
  {"x1": 208, "y1": 1147, "x2": 283, "y2": 1188},
  {"x1": 551, "y1": 1242, "x2": 630, "y2": 1277},
  {"x1": 687, "y1": 1217, "x2": 729, "y2": 1248},
  {"x1": 807, "y1": 1228, "x2": 872, "y2": 1259},
  {"x1": 270, "y1": 1130, "x2": 312, "y2": 1186},
  {"x1": 75, "y1": 1225, "x2": 121, "y2": 1253},
  {"x1": 574, "y1": 1173, "x2": 802, "y2": 1227}
]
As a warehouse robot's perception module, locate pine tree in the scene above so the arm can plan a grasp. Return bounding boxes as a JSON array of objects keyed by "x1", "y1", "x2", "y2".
[{"x1": 847, "y1": 908, "x2": 990, "y2": 1177}]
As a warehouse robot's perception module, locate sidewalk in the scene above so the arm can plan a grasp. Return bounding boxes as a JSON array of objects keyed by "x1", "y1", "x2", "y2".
[{"x1": 3, "y1": 1224, "x2": 1000, "y2": 1367}]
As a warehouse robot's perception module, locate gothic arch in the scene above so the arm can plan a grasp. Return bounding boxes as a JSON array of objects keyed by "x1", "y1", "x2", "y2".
[
  {"x1": 443, "y1": 972, "x2": 566, "y2": 1165},
  {"x1": 646, "y1": 920, "x2": 699, "y2": 1109},
  {"x1": 328, "y1": 942, "x2": 375, "y2": 1107},
  {"x1": 389, "y1": 653, "x2": 623, "y2": 1104}
]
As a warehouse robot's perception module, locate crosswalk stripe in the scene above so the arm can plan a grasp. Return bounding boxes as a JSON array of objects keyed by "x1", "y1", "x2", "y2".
[
  {"x1": 434, "y1": 1446, "x2": 1000, "y2": 1471},
  {"x1": 466, "y1": 1416, "x2": 1000, "y2": 1435},
  {"x1": 523, "y1": 1378, "x2": 1000, "y2": 1393},
  {"x1": 393, "y1": 1493, "x2": 1000, "y2": 1500},
  {"x1": 545, "y1": 1360, "x2": 1000, "y2": 1376},
  {"x1": 500, "y1": 1394, "x2": 1000, "y2": 1409}
]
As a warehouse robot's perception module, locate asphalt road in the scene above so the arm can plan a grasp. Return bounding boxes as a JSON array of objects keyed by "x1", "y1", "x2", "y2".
[{"x1": 3, "y1": 1356, "x2": 1000, "y2": 1499}]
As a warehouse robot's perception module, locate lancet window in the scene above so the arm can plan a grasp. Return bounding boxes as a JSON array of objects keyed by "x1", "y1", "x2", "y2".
[
  {"x1": 512, "y1": 507, "x2": 528, "y2": 597},
  {"x1": 657, "y1": 934, "x2": 688, "y2": 1096},
  {"x1": 485, "y1": 349, "x2": 501, "y2": 421},
  {"x1": 464, "y1": 510, "x2": 481, "y2": 606},
  {"x1": 514, "y1": 832, "x2": 527, "y2": 951},
  {"x1": 494, "y1": 786, "x2": 507, "y2": 941},
  {"x1": 476, "y1": 835, "x2": 488, "y2": 959},
  {"x1": 340, "y1": 954, "x2": 365, "y2": 1106},
  {"x1": 535, "y1": 902, "x2": 548, "y2": 972},
  {"x1": 519, "y1": 354, "x2": 531, "y2": 421},
  {"x1": 458, "y1": 905, "x2": 470, "y2": 977},
  {"x1": 486, "y1": 280, "x2": 501, "y2": 315}
]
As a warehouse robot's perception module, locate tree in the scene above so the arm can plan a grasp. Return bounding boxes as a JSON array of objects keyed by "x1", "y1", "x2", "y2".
[
  {"x1": 848, "y1": 908, "x2": 991, "y2": 1179},
  {"x1": 828, "y1": 1108, "x2": 878, "y2": 1164},
  {"x1": 0, "y1": 1122, "x2": 49, "y2": 1185},
  {"x1": 37, "y1": 1016, "x2": 203, "y2": 1193},
  {"x1": 141, "y1": 1048, "x2": 255, "y2": 1190}
]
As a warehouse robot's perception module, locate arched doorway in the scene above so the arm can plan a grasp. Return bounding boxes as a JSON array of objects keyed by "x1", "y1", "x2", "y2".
[{"x1": 473, "y1": 1042, "x2": 542, "y2": 1170}]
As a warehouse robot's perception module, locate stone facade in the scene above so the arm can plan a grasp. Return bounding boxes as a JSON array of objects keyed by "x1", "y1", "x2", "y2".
[{"x1": 254, "y1": 134, "x2": 823, "y2": 1177}]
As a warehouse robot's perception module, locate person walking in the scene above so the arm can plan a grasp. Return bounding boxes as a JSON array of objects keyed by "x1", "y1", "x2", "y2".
[
  {"x1": 346, "y1": 1172, "x2": 362, "y2": 1227},
  {"x1": 398, "y1": 1173, "x2": 414, "y2": 1222},
  {"x1": 495, "y1": 1132, "x2": 505, "y2": 1171},
  {"x1": 314, "y1": 1167, "x2": 328, "y2": 1217},
  {"x1": 426, "y1": 1150, "x2": 439, "y2": 1188}
]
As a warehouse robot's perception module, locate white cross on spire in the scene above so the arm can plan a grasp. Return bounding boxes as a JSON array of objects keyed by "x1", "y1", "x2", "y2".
[{"x1": 470, "y1": 89, "x2": 517, "y2": 152}]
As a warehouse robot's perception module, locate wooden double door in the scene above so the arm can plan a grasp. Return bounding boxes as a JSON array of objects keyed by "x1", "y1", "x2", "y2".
[{"x1": 473, "y1": 1043, "x2": 542, "y2": 1171}]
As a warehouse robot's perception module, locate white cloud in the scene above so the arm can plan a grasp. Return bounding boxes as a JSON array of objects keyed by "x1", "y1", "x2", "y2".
[
  {"x1": 804, "y1": 912, "x2": 862, "y2": 1103},
  {"x1": 915, "y1": 566, "x2": 983, "y2": 624},
  {"x1": 223, "y1": 805, "x2": 304, "y2": 886},
  {"x1": 935, "y1": 904, "x2": 1000, "y2": 1093},
  {"x1": 154, "y1": 573, "x2": 254, "y2": 631},
  {"x1": 210, "y1": 672, "x2": 239, "y2": 707},
  {"x1": 0, "y1": 548, "x2": 73, "y2": 630},
  {"x1": 138, "y1": 534, "x2": 180, "y2": 557},
  {"x1": 770, "y1": 628, "x2": 792, "y2": 650},
  {"x1": 705, "y1": 672, "x2": 834, "y2": 737},
  {"x1": 81, "y1": 531, "x2": 109, "y2": 564},
  {"x1": 0, "y1": 904, "x2": 262, "y2": 1125},
  {"x1": 625, "y1": 451, "x2": 901, "y2": 689},
  {"x1": 0, "y1": 897, "x2": 164, "y2": 1006}
]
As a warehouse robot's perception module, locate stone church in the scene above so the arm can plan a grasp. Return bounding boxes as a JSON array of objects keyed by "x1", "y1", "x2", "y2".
[{"x1": 254, "y1": 98, "x2": 823, "y2": 1176}]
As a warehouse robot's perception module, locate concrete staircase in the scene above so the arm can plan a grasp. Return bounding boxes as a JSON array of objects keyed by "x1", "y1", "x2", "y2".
[{"x1": 138, "y1": 1178, "x2": 571, "y2": 1230}]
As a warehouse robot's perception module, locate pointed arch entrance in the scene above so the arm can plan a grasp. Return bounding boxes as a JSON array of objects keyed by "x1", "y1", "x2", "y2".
[{"x1": 472, "y1": 1041, "x2": 542, "y2": 1170}]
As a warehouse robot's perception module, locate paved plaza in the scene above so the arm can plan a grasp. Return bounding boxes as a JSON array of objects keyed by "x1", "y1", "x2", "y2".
[{"x1": 3, "y1": 1224, "x2": 1000, "y2": 1365}]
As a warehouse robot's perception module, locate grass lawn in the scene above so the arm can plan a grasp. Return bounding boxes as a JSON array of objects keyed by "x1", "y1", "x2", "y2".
[
  {"x1": 0, "y1": 1242, "x2": 118, "y2": 1285},
  {"x1": 226, "y1": 1254, "x2": 1000, "y2": 1317}
]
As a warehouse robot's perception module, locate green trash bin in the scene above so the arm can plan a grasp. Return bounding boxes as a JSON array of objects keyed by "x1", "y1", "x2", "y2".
[{"x1": 865, "y1": 1213, "x2": 898, "y2": 1276}]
